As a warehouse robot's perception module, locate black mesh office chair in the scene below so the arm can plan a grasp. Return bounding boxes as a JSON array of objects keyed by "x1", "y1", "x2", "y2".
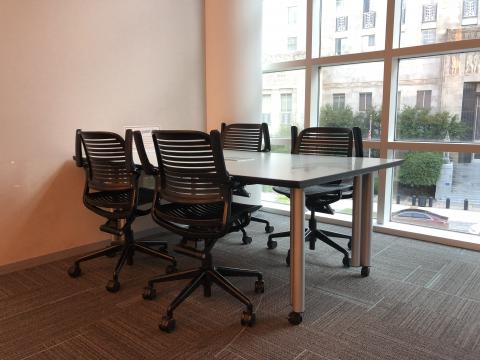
[
  {"x1": 267, "y1": 126, "x2": 363, "y2": 267},
  {"x1": 68, "y1": 130, "x2": 176, "y2": 292},
  {"x1": 220, "y1": 122, "x2": 274, "y2": 244},
  {"x1": 136, "y1": 129, "x2": 264, "y2": 333}
]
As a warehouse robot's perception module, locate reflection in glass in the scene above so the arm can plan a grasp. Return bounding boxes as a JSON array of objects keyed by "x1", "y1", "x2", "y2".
[
  {"x1": 318, "y1": 62, "x2": 384, "y2": 140},
  {"x1": 392, "y1": 150, "x2": 480, "y2": 235},
  {"x1": 396, "y1": 52, "x2": 480, "y2": 142}
]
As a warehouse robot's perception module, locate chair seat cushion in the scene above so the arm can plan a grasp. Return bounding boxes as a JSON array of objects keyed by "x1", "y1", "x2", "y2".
[
  {"x1": 273, "y1": 183, "x2": 354, "y2": 197},
  {"x1": 153, "y1": 201, "x2": 257, "y2": 228},
  {"x1": 85, "y1": 190, "x2": 133, "y2": 209}
]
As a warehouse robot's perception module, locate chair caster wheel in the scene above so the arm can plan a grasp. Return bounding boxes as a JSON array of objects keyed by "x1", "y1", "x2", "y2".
[
  {"x1": 106, "y1": 280, "x2": 120, "y2": 293},
  {"x1": 165, "y1": 264, "x2": 177, "y2": 274},
  {"x1": 342, "y1": 256, "x2": 351, "y2": 268},
  {"x1": 267, "y1": 239, "x2": 277, "y2": 249},
  {"x1": 241, "y1": 311, "x2": 256, "y2": 327},
  {"x1": 265, "y1": 225, "x2": 274, "y2": 233},
  {"x1": 67, "y1": 264, "x2": 81, "y2": 278},
  {"x1": 159, "y1": 316, "x2": 176, "y2": 333},
  {"x1": 286, "y1": 250, "x2": 291, "y2": 267},
  {"x1": 288, "y1": 311, "x2": 302, "y2": 325},
  {"x1": 242, "y1": 236, "x2": 252, "y2": 245},
  {"x1": 361, "y1": 266, "x2": 370, "y2": 277},
  {"x1": 254, "y1": 280, "x2": 265, "y2": 294},
  {"x1": 143, "y1": 286, "x2": 157, "y2": 300}
]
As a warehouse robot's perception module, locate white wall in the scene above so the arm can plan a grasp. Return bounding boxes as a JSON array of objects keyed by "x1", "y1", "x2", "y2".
[{"x1": 0, "y1": 0, "x2": 205, "y2": 267}]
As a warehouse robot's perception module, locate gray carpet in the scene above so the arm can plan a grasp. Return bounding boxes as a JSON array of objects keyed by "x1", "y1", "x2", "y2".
[{"x1": 1, "y1": 212, "x2": 480, "y2": 360}]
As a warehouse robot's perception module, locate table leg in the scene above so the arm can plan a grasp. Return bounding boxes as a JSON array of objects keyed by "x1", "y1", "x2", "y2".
[
  {"x1": 289, "y1": 188, "x2": 305, "y2": 325},
  {"x1": 360, "y1": 173, "x2": 373, "y2": 277},
  {"x1": 351, "y1": 176, "x2": 362, "y2": 267}
]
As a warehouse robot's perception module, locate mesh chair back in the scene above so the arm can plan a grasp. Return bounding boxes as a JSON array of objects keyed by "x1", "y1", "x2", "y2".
[
  {"x1": 293, "y1": 127, "x2": 353, "y2": 157},
  {"x1": 152, "y1": 130, "x2": 230, "y2": 204},
  {"x1": 76, "y1": 130, "x2": 135, "y2": 191},
  {"x1": 221, "y1": 123, "x2": 271, "y2": 152}
]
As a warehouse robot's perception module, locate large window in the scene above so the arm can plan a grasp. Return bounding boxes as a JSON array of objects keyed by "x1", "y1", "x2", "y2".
[{"x1": 262, "y1": 0, "x2": 480, "y2": 244}]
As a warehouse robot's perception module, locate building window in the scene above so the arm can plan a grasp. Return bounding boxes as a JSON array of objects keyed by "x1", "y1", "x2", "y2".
[
  {"x1": 281, "y1": 93, "x2": 293, "y2": 124},
  {"x1": 336, "y1": 16, "x2": 348, "y2": 32},
  {"x1": 363, "y1": 0, "x2": 375, "y2": 29},
  {"x1": 401, "y1": 0, "x2": 406, "y2": 24},
  {"x1": 416, "y1": 90, "x2": 432, "y2": 109},
  {"x1": 359, "y1": 92, "x2": 373, "y2": 111},
  {"x1": 422, "y1": 3, "x2": 437, "y2": 23},
  {"x1": 335, "y1": 38, "x2": 347, "y2": 55},
  {"x1": 287, "y1": 37, "x2": 297, "y2": 51},
  {"x1": 361, "y1": 35, "x2": 375, "y2": 51},
  {"x1": 463, "y1": 0, "x2": 478, "y2": 18},
  {"x1": 422, "y1": 29, "x2": 437, "y2": 44},
  {"x1": 363, "y1": 11, "x2": 376, "y2": 29},
  {"x1": 288, "y1": 6, "x2": 297, "y2": 24},
  {"x1": 333, "y1": 93, "x2": 346, "y2": 109}
]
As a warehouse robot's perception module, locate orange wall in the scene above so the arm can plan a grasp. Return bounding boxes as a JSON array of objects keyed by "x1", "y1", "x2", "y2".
[
  {"x1": 0, "y1": 0, "x2": 205, "y2": 267},
  {"x1": 205, "y1": 0, "x2": 262, "y2": 131}
]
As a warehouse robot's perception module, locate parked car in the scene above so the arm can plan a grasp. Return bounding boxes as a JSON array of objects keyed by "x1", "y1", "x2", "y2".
[{"x1": 391, "y1": 208, "x2": 449, "y2": 229}]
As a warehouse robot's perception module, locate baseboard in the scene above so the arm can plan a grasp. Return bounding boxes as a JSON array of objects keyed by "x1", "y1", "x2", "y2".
[{"x1": 0, "y1": 228, "x2": 169, "y2": 275}]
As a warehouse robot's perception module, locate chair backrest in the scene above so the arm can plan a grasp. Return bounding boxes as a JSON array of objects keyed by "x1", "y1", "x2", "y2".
[
  {"x1": 220, "y1": 122, "x2": 271, "y2": 152},
  {"x1": 151, "y1": 130, "x2": 231, "y2": 206},
  {"x1": 292, "y1": 126, "x2": 353, "y2": 157},
  {"x1": 75, "y1": 129, "x2": 135, "y2": 191},
  {"x1": 352, "y1": 126, "x2": 364, "y2": 158}
]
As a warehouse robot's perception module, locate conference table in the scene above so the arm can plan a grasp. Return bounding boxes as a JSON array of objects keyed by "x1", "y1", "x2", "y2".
[{"x1": 222, "y1": 149, "x2": 403, "y2": 325}]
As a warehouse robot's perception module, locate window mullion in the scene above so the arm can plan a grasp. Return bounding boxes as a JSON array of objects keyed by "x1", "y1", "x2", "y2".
[{"x1": 376, "y1": 0, "x2": 397, "y2": 225}]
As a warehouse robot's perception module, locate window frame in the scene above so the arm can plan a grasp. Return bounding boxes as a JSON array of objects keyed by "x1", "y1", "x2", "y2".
[{"x1": 261, "y1": 0, "x2": 480, "y2": 249}]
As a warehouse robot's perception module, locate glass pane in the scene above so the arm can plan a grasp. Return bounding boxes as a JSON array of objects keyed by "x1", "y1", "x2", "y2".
[
  {"x1": 331, "y1": 149, "x2": 380, "y2": 219},
  {"x1": 395, "y1": 52, "x2": 480, "y2": 142},
  {"x1": 262, "y1": 0, "x2": 307, "y2": 67},
  {"x1": 320, "y1": 0, "x2": 387, "y2": 56},
  {"x1": 318, "y1": 62, "x2": 384, "y2": 140},
  {"x1": 262, "y1": 69, "x2": 304, "y2": 204},
  {"x1": 262, "y1": 69, "x2": 306, "y2": 150},
  {"x1": 391, "y1": 150, "x2": 480, "y2": 235},
  {"x1": 399, "y1": 0, "x2": 480, "y2": 47}
]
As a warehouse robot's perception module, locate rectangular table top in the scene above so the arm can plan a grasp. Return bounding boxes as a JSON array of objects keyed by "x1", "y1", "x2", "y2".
[{"x1": 223, "y1": 150, "x2": 404, "y2": 188}]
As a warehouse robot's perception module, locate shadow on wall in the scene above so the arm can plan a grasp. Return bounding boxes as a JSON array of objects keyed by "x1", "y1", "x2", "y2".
[{"x1": 0, "y1": 160, "x2": 103, "y2": 267}]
